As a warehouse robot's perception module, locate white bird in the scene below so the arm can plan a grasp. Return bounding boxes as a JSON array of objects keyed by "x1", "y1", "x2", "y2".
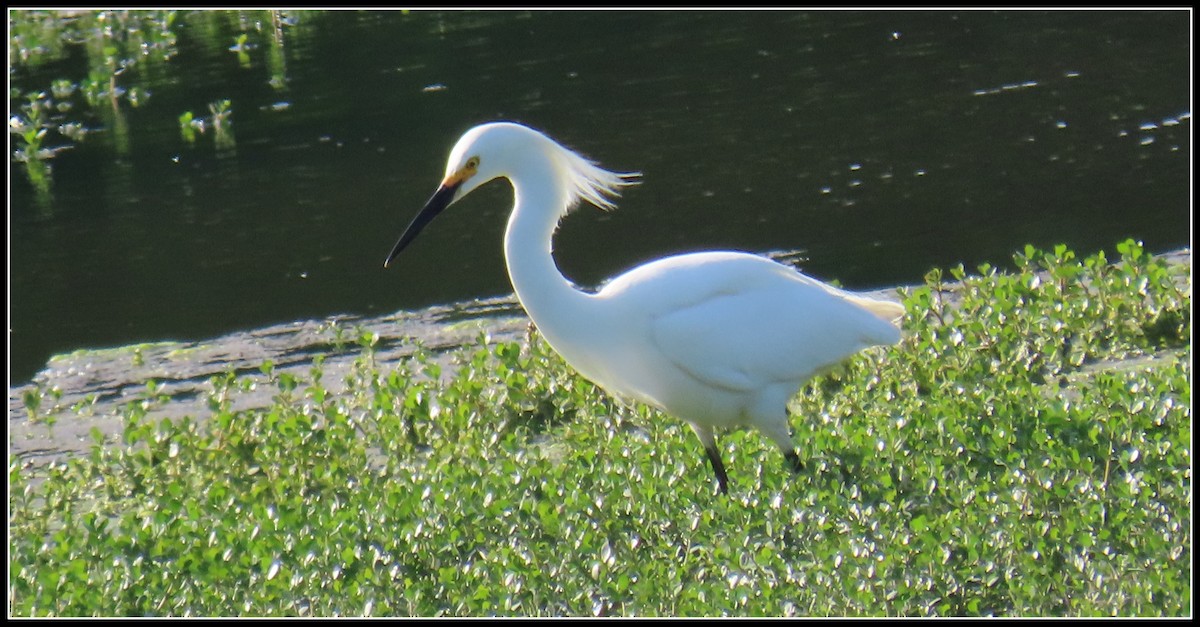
[{"x1": 384, "y1": 122, "x2": 904, "y2": 494}]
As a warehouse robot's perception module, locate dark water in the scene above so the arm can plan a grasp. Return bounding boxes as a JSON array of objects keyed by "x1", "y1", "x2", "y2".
[{"x1": 8, "y1": 10, "x2": 1193, "y2": 385}]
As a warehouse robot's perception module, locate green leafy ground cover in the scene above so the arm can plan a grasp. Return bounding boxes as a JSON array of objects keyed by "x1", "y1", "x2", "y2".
[{"x1": 9, "y1": 240, "x2": 1191, "y2": 616}]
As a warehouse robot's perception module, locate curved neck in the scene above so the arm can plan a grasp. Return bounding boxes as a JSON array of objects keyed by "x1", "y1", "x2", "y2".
[{"x1": 503, "y1": 171, "x2": 595, "y2": 337}]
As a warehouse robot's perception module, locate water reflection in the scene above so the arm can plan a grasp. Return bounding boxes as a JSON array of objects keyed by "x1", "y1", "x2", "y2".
[
  {"x1": 265, "y1": 10, "x2": 292, "y2": 91},
  {"x1": 7, "y1": 9, "x2": 1192, "y2": 384}
]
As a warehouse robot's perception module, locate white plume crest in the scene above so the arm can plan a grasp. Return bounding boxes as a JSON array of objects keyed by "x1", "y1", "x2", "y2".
[{"x1": 547, "y1": 136, "x2": 640, "y2": 213}]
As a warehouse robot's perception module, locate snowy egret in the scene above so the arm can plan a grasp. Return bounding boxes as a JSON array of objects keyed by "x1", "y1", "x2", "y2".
[{"x1": 384, "y1": 122, "x2": 904, "y2": 494}]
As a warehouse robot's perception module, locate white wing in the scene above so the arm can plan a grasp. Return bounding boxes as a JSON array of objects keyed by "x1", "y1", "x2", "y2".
[{"x1": 617, "y1": 253, "x2": 901, "y2": 393}]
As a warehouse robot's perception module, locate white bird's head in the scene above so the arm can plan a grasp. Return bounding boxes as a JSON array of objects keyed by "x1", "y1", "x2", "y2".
[{"x1": 384, "y1": 122, "x2": 638, "y2": 268}]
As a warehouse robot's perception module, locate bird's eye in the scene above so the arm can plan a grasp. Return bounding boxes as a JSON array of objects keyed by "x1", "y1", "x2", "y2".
[{"x1": 465, "y1": 156, "x2": 480, "y2": 170}]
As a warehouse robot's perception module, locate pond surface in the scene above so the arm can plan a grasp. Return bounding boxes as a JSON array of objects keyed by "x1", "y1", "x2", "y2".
[{"x1": 8, "y1": 9, "x2": 1193, "y2": 385}]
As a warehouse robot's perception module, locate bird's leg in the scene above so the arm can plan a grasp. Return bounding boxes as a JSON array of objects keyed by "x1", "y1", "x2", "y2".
[
  {"x1": 704, "y1": 444, "x2": 730, "y2": 495},
  {"x1": 784, "y1": 450, "x2": 804, "y2": 474},
  {"x1": 755, "y1": 405, "x2": 804, "y2": 477},
  {"x1": 691, "y1": 424, "x2": 729, "y2": 494}
]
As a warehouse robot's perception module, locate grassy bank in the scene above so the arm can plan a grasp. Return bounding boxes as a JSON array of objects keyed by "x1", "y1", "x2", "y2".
[{"x1": 8, "y1": 240, "x2": 1191, "y2": 616}]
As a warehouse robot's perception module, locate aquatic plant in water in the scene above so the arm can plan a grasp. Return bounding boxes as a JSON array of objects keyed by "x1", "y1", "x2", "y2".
[{"x1": 9, "y1": 9, "x2": 304, "y2": 200}]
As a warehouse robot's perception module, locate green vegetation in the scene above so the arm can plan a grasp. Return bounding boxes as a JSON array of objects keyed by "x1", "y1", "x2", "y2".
[
  {"x1": 179, "y1": 99, "x2": 235, "y2": 148},
  {"x1": 9, "y1": 9, "x2": 304, "y2": 204},
  {"x1": 10, "y1": 10, "x2": 182, "y2": 199},
  {"x1": 9, "y1": 240, "x2": 1191, "y2": 616}
]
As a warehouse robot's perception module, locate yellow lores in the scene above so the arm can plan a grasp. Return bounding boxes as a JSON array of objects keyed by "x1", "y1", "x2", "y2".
[{"x1": 445, "y1": 156, "x2": 479, "y2": 187}]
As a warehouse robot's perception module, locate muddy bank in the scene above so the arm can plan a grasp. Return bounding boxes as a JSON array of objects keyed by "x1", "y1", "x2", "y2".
[
  {"x1": 8, "y1": 249, "x2": 1190, "y2": 468},
  {"x1": 9, "y1": 295, "x2": 531, "y2": 466}
]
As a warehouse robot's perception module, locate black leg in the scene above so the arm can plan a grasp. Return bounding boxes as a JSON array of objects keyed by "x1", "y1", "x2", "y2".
[
  {"x1": 704, "y1": 443, "x2": 730, "y2": 495},
  {"x1": 785, "y1": 450, "x2": 804, "y2": 474}
]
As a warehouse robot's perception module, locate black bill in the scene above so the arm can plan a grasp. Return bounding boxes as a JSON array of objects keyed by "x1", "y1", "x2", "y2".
[{"x1": 383, "y1": 181, "x2": 461, "y2": 268}]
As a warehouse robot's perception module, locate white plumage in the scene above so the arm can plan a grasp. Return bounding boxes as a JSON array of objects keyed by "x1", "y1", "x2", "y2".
[{"x1": 385, "y1": 122, "x2": 904, "y2": 494}]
